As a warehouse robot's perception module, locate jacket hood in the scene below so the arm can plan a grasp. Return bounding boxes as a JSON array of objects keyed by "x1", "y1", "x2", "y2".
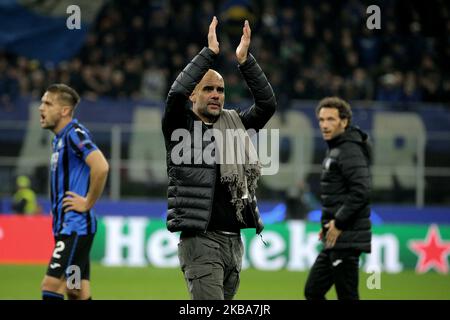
[{"x1": 327, "y1": 126, "x2": 372, "y2": 162}]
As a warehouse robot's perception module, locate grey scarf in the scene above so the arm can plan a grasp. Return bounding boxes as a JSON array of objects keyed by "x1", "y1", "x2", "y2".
[{"x1": 213, "y1": 109, "x2": 261, "y2": 224}]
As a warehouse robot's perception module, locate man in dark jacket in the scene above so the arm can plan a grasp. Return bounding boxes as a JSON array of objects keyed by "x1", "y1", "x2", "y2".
[
  {"x1": 304, "y1": 97, "x2": 372, "y2": 300},
  {"x1": 162, "y1": 17, "x2": 276, "y2": 300}
]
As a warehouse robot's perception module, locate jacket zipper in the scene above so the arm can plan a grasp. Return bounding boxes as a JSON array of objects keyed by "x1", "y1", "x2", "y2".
[
  {"x1": 203, "y1": 122, "x2": 216, "y2": 233},
  {"x1": 204, "y1": 165, "x2": 216, "y2": 233},
  {"x1": 250, "y1": 197, "x2": 260, "y2": 233}
]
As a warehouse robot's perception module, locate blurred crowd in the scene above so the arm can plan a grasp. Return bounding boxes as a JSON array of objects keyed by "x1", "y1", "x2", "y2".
[{"x1": 1, "y1": 0, "x2": 449, "y2": 110}]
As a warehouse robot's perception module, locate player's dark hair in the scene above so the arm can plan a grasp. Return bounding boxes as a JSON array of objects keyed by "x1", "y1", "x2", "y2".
[
  {"x1": 46, "y1": 84, "x2": 80, "y2": 113},
  {"x1": 316, "y1": 97, "x2": 352, "y2": 128}
]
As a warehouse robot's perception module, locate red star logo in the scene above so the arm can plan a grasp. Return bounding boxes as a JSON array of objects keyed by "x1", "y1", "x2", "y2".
[{"x1": 409, "y1": 224, "x2": 450, "y2": 274}]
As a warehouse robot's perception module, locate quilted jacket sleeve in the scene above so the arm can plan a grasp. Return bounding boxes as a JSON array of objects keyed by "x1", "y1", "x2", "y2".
[{"x1": 238, "y1": 53, "x2": 277, "y2": 131}]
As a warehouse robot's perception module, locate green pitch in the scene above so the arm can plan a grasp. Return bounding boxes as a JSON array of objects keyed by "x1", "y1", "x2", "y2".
[{"x1": 0, "y1": 264, "x2": 449, "y2": 300}]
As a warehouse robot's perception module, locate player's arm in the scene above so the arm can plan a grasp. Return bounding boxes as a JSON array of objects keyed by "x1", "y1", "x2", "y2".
[
  {"x1": 236, "y1": 20, "x2": 277, "y2": 131},
  {"x1": 63, "y1": 150, "x2": 109, "y2": 213},
  {"x1": 333, "y1": 145, "x2": 371, "y2": 230}
]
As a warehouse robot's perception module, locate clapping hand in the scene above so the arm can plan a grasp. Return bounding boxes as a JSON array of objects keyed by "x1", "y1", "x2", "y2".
[
  {"x1": 236, "y1": 20, "x2": 251, "y2": 64},
  {"x1": 208, "y1": 16, "x2": 219, "y2": 54}
]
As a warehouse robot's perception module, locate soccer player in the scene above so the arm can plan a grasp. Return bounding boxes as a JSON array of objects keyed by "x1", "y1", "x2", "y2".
[{"x1": 39, "y1": 84, "x2": 109, "y2": 300}]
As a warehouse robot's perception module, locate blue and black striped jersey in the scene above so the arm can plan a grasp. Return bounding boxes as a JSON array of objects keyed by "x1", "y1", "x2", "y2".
[{"x1": 50, "y1": 119, "x2": 98, "y2": 236}]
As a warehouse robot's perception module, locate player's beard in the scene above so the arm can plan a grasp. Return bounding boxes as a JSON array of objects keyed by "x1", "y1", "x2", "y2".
[
  {"x1": 41, "y1": 114, "x2": 58, "y2": 130},
  {"x1": 199, "y1": 103, "x2": 222, "y2": 123}
]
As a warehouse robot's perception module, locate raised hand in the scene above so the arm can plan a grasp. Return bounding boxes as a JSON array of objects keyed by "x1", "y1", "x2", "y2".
[
  {"x1": 208, "y1": 16, "x2": 219, "y2": 54},
  {"x1": 236, "y1": 20, "x2": 251, "y2": 64}
]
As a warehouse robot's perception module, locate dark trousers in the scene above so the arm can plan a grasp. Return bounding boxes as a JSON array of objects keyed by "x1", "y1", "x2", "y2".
[
  {"x1": 304, "y1": 249, "x2": 361, "y2": 300},
  {"x1": 178, "y1": 231, "x2": 243, "y2": 300}
]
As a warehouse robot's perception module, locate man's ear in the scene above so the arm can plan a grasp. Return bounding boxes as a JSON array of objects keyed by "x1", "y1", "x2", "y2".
[
  {"x1": 189, "y1": 92, "x2": 196, "y2": 104},
  {"x1": 62, "y1": 105, "x2": 73, "y2": 117},
  {"x1": 342, "y1": 118, "x2": 348, "y2": 129}
]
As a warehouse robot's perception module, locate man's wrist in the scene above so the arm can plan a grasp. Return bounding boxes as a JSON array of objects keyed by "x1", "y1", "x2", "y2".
[
  {"x1": 238, "y1": 53, "x2": 255, "y2": 69},
  {"x1": 238, "y1": 55, "x2": 248, "y2": 65},
  {"x1": 205, "y1": 47, "x2": 218, "y2": 57},
  {"x1": 334, "y1": 218, "x2": 345, "y2": 230},
  {"x1": 84, "y1": 197, "x2": 95, "y2": 211}
]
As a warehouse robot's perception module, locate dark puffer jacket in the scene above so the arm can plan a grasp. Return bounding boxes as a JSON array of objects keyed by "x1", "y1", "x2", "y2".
[
  {"x1": 320, "y1": 126, "x2": 372, "y2": 253},
  {"x1": 162, "y1": 47, "x2": 276, "y2": 234}
]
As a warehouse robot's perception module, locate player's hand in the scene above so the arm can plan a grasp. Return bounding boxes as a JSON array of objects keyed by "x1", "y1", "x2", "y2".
[
  {"x1": 236, "y1": 20, "x2": 251, "y2": 64},
  {"x1": 63, "y1": 191, "x2": 90, "y2": 213},
  {"x1": 324, "y1": 220, "x2": 342, "y2": 248},
  {"x1": 208, "y1": 16, "x2": 219, "y2": 54}
]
